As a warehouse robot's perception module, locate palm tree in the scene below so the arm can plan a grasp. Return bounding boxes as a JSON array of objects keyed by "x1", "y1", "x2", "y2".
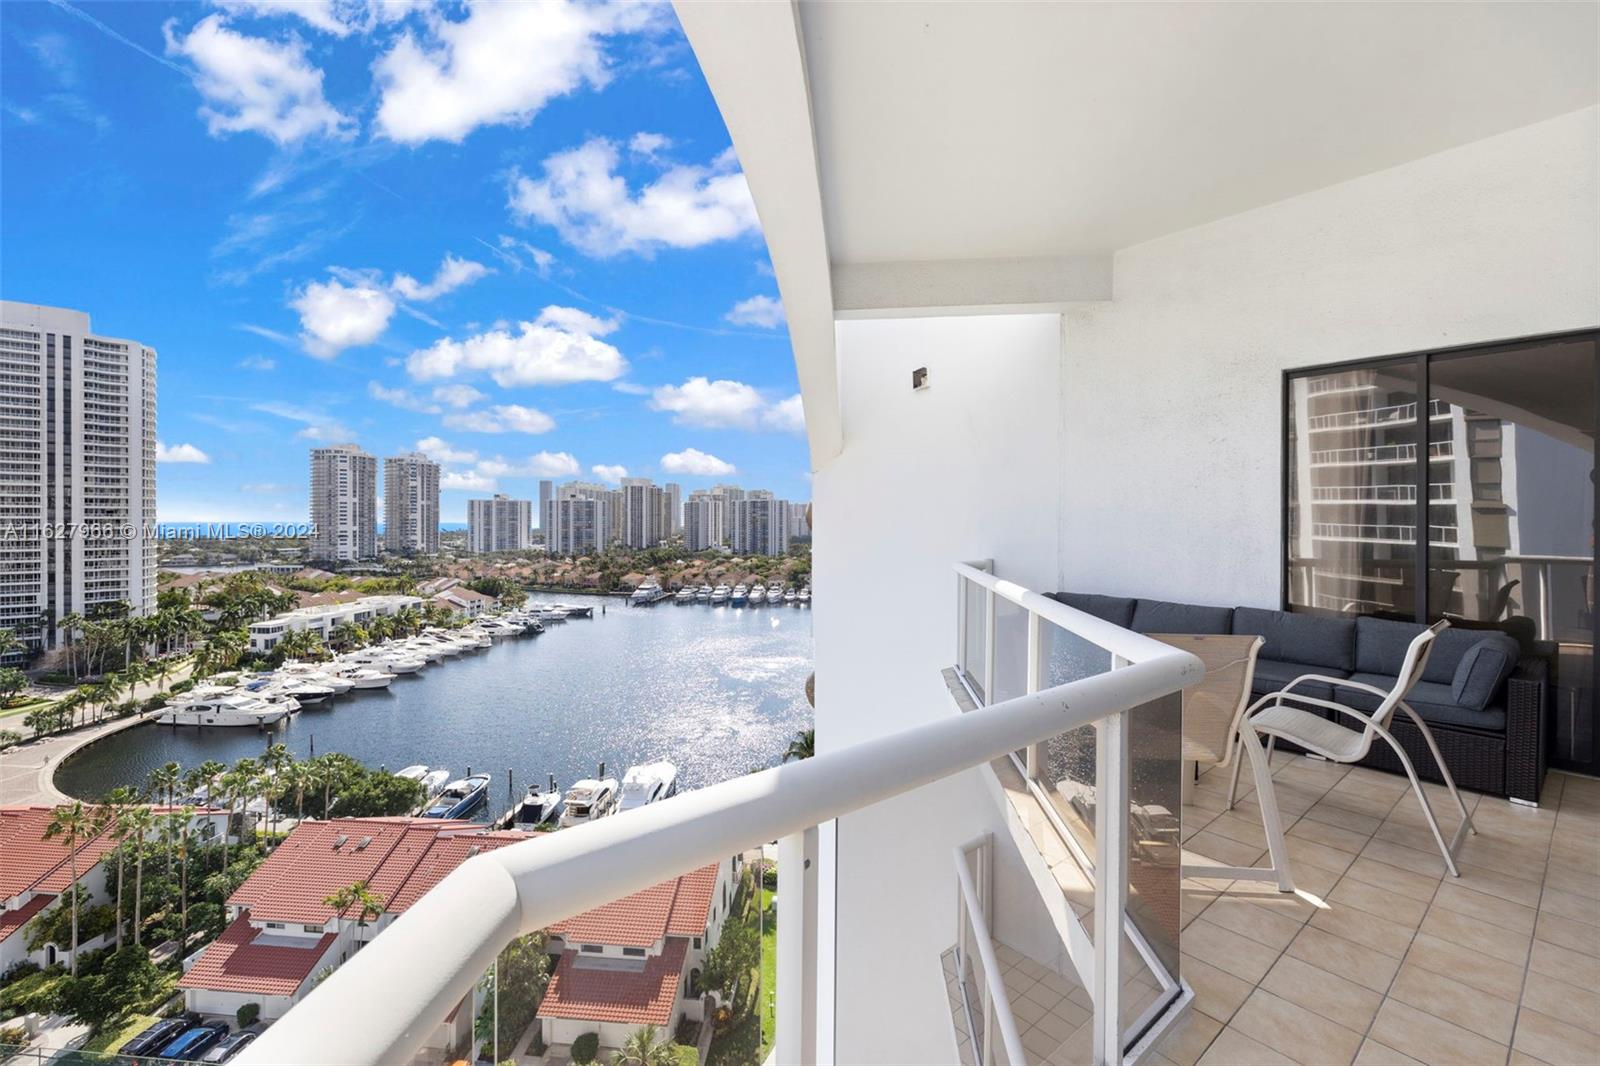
[
  {"x1": 308, "y1": 753, "x2": 357, "y2": 818},
  {"x1": 149, "y1": 762, "x2": 182, "y2": 873},
  {"x1": 42, "y1": 802, "x2": 98, "y2": 976},
  {"x1": 783, "y1": 728, "x2": 815, "y2": 762},
  {"x1": 98, "y1": 788, "x2": 138, "y2": 951},
  {"x1": 167, "y1": 807, "x2": 194, "y2": 947},
  {"x1": 0, "y1": 627, "x2": 19, "y2": 662},
  {"x1": 262, "y1": 745, "x2": 292, "y2": 837},
  {"x1": 216, "y1": 766, "x2": 256, "y2": 871},
  {"x1": 56, "y1": 612, "x2": 84, "y2": 679},
  {"x1": 120, "y1": 805, "x2": 157, "y2": 947},
  {"x1": 323, "y1": 881, "x2": 385, "y2": 944},
  {"x1": 610, "y1": 1026, "x2": 677, "y2": 1066}
]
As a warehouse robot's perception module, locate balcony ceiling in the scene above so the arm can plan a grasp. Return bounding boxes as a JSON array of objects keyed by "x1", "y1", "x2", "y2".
[{"x1": 797, "y1": 1, "x2": 1599, "y2": 266}]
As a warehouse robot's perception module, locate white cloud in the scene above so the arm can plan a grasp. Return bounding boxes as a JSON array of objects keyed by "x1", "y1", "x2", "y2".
[
  {"x1": 649, "y1": 376, "x2": 763, "y2": 429},
  {"x1": 291, "y1": 276, "x2": 396, "y2": 358},
  {"x1": 430, "y1": 384, "x2": 485, "y2": 408},
  {"x1": 252, "y1": 400, "x2": 352, "y2": 441},
  {"x1": 628, "y1": 131, "x2": 671, "y2": 159},
  {"x1": 156, "y1": 441, "x2": 211, "y2": 464},
  {"x1": 237, "y1": 323, "x2": 294, "y2": 345},
  {"x1": 660, "y1": 448, "x2": 735, "y2": 477},
  {"x1": 415, "y1": 436, "x2": 477, "y2": 464},
  {"x1": 372, "y1": 0, "x2": 651, "y2": 145},
  {"x1": 762, "y1": 394, "x2": 806, "y2": 433},
  {"x1": 405, "y1": 306, "x2": 626, "y2": 387},
  {"x1": 508, "y1": 137, "x2": 758, "y2": 258},
  {"x1": 480, "y1": 451, "x2": 580, "y2": 478},
  {"x1": 368, "y1": 380, "x2": 440, "y2": 413},
  {"x1": 442, "y1": 403, "x2": 556, "y2": 435},
  {"x1": 164, "y1": 14, "x2": 353, "y2": 145},
  {"x1": 214, "y1": 1, "x2": 353, "y2": 37},
  {"x1": 726, "y1": 294, "x2": 785, "y2": 328},
  {"x1": 591, "y1": 463, "x2": 627, "y2": 483},
  {"x1": 611, "y1": 381, "x2": 650, "y2": 396},
  {"x1": 392, "y1": 253, "x2": 490, "y2": 302},
  {"x1": 487, "y1": 235, "x2": 556, "y2": 277},
  {"x1": 238, "y1": 355, "x2": 277, "y2": 370},
  {"x1": 441, "y1": 469, "x2": 496, "y2": 491}
]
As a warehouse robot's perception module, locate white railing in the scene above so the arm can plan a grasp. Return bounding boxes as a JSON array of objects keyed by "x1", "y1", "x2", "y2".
[
  {"x1": 240, "y1": 564, "x2": 1201, "y2": 1066},
  {"x1": 953, "y1": 834, "x2": 1025, "y2": 1066}
]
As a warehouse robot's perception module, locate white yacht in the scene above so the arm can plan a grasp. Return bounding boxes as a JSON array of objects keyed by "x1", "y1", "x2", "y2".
[
  {"x1": 630, "y1": 580, "x2": 663, "y2": 605},
  {"x1": 278, "y1": 661, "x2": 355, "y2": 694},
  {"x1": 731, "y1": 584, "x2": 749, "y2": 605},
  {"x1": 396, "y1": 765, "x2": 429, "y2": 782},
  {"x1": 784, "y1": 588, "x2": 798, "y2": 604},
  {"x1": 397, "y1": 638, "x2": 448, "y2": 663},
  {"x1": 347, "y1": 649, "x2": 426, "y2": 674},
  {"x1": 509, "y1": 774, "x2": 562, "y2": 828},
  {"x1": 749, "y1": 586, "x2": 766, "y2": 605},
  {"x1": 246, "y1": 675, "x2": 335, "y2": 706},
  {"x1": 158, "y1": 692, "x2": 290, "y2": 728},
  {"x1": 531, "y1": 604, "x2": 569, "y2": 622},
  {"x1": 766, "y1": 583, "x2": 784, "y2": 601},
  {"x1": 328, "y1": 663, "x2": 396, "y2": 690},
  {"x1": 675, "y1": 587, "x2": 695, "y2": 604},
  {"x1": 711, "y1": 584, "x2": 731, "y2": 604},
  {"x1": 799, "y1": 586, "x2": 812, "y2": 605},
  {"x1": 615, "y1": 761, "x2": 679, "y2": 814},
  {"x1": 418, "y1": 769, "x2": 451, "y2": 797},
  {"x1": 695, "y1": 585, "x2": 712, "y2": 602},
  {"x1": 558, "y1": 775, "x2": 619, "y2": 828}
]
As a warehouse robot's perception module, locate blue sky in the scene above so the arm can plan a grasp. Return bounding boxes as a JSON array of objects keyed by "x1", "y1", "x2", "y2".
[{"x1": 2, "y1": 0, "x2": 806, "y2": 523}]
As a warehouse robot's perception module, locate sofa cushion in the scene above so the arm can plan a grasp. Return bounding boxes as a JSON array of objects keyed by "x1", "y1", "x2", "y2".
[
  {"x1": 1344, "y1": 673, "x2": 1507, "y2": 732},
  {"x1": 1131, "y1": 598, "x2": 1232, "y2": 635},
  {"x1": 1233, "y1": 607, "x2": 1356, "y2": 672},
  {"x1": 1421, "y1": 626, "x2": 1521, "y2": 685},
  {"x1": 1047, "y1": 592, "x2": 1135, "y2": 629},
  {"x1": 1249, "y1": 658, "x2": 1343, "y2": 704},
  {"x1": 1450, "y1": 638, "x2": 1520, "y2": 711},
  {"x1": 1354, "y1": 616, "x2": 1428, "y2": 676}
]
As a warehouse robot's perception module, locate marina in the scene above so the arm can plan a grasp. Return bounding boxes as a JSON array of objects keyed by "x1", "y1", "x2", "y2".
[{"x1": 53, "y1": 592, "x2": 814, "y2": 822}]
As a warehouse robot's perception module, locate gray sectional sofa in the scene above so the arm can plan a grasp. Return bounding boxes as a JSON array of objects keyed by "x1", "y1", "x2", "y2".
[{"x1": 1047, "y1": 592, "x2": 1549, "y2": 804}]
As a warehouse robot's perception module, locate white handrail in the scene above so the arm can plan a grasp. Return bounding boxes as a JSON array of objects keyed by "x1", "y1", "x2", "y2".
[
  {"x1": 240, "y1": 640, "x2": 1201, "y2": 1064},
  {"x1": 954, "y1": 839, "x2": 1026, "y2": 1066}
]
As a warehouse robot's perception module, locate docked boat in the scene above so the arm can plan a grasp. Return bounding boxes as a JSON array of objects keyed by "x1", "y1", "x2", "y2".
[
  {"x1": 531, "y1": 603, "x2": 569, "y2": 622},
  {"x1": 558, "y1": 774, "x2": 619, "y2": 827},
  {"x1": 749, "y1": 586, "x2": 766, "y2": 605},
  {"x1": 784, "y1": 588, "x2": 798, "y2": 604},
  {"x1": 675, "y1": 588, "x2": 695, "y2": 604},
  {"x1": 799, "y1": 586, "x2": 811, "y2": 605},
  {"x1": 553, "y1": 603, "x2": 594, "y2": 618},
  {"x1": 615, "y1": 761, "x2": 679, "y2": 814},
  {"x1": 766, "y1": 583, "x2": 784, "y2": 602},
  {"x1": 419, "y1": 769, "x2": 450, "y2": 797},
  {"x1": 711, "y1": 584, "x2": 731, "y2": 604},
  {"x1": 422, "y1": 774, "x2": 490, "y2": 819},
  {"x1": 509, "y1": 774, "x2": 562, "y2": 828},
  {"x1": 278, "y1": 661, "x2": 354, "y2": 694},
  {"x1": 731, "y1": 585, "x2": 748, "y2": 605},
  {"x1": 346, "y1": 649, "x2": 425, "y2": 674},
  {"x1": 630, "y1": 581, "x2": 663, "y2": 605},
  {"x1": 396, "y1": 765, "x2": 429, "y2": 782},
  {"x1": 158, "y1": 692, "x2": 290, "y2": 728},
  {"x1": 328, "y1": 663, "x2": 396, "y2": 689},
  {"x1": 248, "y1": 676, "x2": 336, "y2": 705},
  {"x1": 696, "y1": 585, "x2": 712, "y2": 602}
]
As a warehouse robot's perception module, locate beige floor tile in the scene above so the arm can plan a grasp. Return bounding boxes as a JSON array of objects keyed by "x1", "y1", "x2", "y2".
[
  {"x1": 1507, "y1": 1052, "x2": 1555, "y2": 1066},
  {"x1": 1455, "y1": 863, "x2": 1545, "y2": 908},
  {"x1": 1286, "y1": 834, "x2": 1358, "y2": 875},
  {"x1": 1230, "y1": 988, "x2": 1363, "y2": 1065},
  {"x1": 1304, "y1": 801, "x2": 1385, "y2": 836},
  {"x1": 1320, "y1": 788, "x2": 1402, "y2": 822},
  {"x1": 1542, "y1": 861, "x2": 1600, "y2": 902},
  {"x1": 1368, "y1": 999, "x2": 1509, "y2": 1066},
  {"x1": 1021, "y1": 1021, "x2": 1065, "y2": 1060},
  {"x1": 1535, "y1": 911, "x2": 1600, "y2": 959},
  {"x1": 1361, "y1": 838, "x2": 1448, "y2": 879},
  {"x1": 1182, "y1": 954, "x2": 1254, "y2": 1024},
  {"x1": 1195, "y1": 1025, "x2": 1296, "y2": 1066},
  {"x1": 1188, "y1": 830, "x2": 1268, "y2": 869},
  {"x1": 1309, "y1": 901, "x2": 1418, "y2": 959},
  {"x1": 1029, "y1": 1003, "x2": 1080, "y2": 1045},
  {"x1": 1259, "y1": 954, "x2": 1383, "y2": 1033},
  {"x1": 1519, "y1": 971, "x2": 1600, "y2": 1039},
  {"x1": 1327, "y1": 873, "x2": 1429, "y2": 927},
  {"x1": 1202, "y1": 896, "x2": 1305, "y2": 952},
  {"x1": 1528, "y1": 938, "x2": 1600, "y2": 989},
  {"x1": 1351, "y1": 1039, "x2": 1427, "y2": 1066},
  {"x1": 1453, "y1": 834, "x2": 1553, "y2": 882},
  {"x1": 1403, "y1": 932, "x2": 1525, "y2": 1002},
  {"x1": 1183, "y1": 919, "x2": 1283, "y2": 985},
  {"x1": 1417, "y1": 903, "x2": 1532, "y2": 966},
  {"x1": 1430, "y1": 879, "x2": 1538, "y2": 935},
  {"x1": 1285, "y1": 925, "x2": 1401, "y2": 993},
  {"x1": 1288, "y1": 816, "x2": 1371, "y2": 855},
  {"x1": 1540, "y1": 886, "x2": 1600, "y2": 928},
  {"x1": 1345, "y1": 856, "x2": 1441, "y2": 903},
  {"x1": 1149, "y1": 1009, "x2": 1223, "y2": 1066},
  {"x1": 1206, "y1": 811, "x2": 1272, "y2": 849},
  {"x1": 1388, "y1": 960, "x2": 1518, "y2": 1045},
  {"x1": 1513, "y1": 1007, "x2": 1598, "y2": 1066},
  {"x1": 1010, "y1": 992, "x2": 1048, "y2": 1027}
]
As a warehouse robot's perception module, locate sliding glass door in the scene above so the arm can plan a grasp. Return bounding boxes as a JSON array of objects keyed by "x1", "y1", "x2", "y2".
[{"x1": 1284, "y1": 332, "x2": 1598, "y2": 775}]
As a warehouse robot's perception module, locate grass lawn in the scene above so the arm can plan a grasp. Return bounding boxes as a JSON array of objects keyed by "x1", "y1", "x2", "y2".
[
  {"x1": 758, "y1": 885, "x2": 776, "y2": 1061},
  {"x1": 81, "y1": 1013, "x2": 158, "y2": 1054},
  {"x1": 0, "y1": 697, "x2": 52, "y2": 720},
  {"x1": 706, "y1": 873, "x2": 778, "y2": 1066}
]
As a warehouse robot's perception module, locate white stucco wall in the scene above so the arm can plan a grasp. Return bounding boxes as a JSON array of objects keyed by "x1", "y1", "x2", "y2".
[
  {"x1": 1059, "y1": 105, "x2": 1600, "y2": 608},
  {"x1": 814, "y1": 313, "x2": 1066, "y2": 1063}
]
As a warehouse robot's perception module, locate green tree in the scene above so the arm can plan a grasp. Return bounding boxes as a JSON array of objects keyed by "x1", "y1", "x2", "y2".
[
  {"x1": 119, "y1": 806, "x2": 157, "y2": 947},
  {"x1": 610, "y1": 1025, "x2": 678, "y2": 1066},
  {"x1": 323, "y1": 881, "x2": 384, "y2": 942},
  {"x1": 783, "y1": 728, "x2": 815, "y2": 762},
  {"x1": 98, "y1": 788, "x2": 139, "y2": 951},
  {"x1": 0, "y1": 666, "x2": 26, "y2": 706},
  {"x1": 702, "y1": 920, "x2": 760, "y2": 1006},
  {"x1": 42, "y1": 802, "x2": 98, "y2": 976},
  {"x1": 59, "y1": 946, "x2": 162, "y2": 1030}
]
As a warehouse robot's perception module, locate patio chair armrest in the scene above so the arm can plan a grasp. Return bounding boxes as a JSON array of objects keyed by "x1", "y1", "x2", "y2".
[
  {"x1": 1248, "y1": 691, "x2": 1385, "y2": 732},
  {"x1": 1283, "y1": 673, "x2": 1394, "y2": 700}
]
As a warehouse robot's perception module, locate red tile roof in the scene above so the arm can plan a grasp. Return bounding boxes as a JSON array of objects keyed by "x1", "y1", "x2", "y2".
[
  {"x1": 0, "y1": 806, "x2": 118, "y2": 900},
  {"x1": 538, "y1": 937, "x2": 689, "y2": 1027},
  {"x1": 0, "y1": 894, "x2": 56, "y2": 944},
  {"x1": 550, "y1": 863, "x2": 719, "y2": 949},
  {"x1": 178, "y1": 915, "x2": 338, "y2": 997}
]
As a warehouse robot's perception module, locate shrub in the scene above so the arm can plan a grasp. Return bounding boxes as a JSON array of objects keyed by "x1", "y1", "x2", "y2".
[
  {"x1": 168, "y1": 679, "x2": 195, "y2": 695},
  {"x1": 571, "y1": 1031, "x2": 599, "y2": 1064},
  {"x1": 236, "y1": 1002, "x2": 260, "y2": 1029},
  {"x1": 0, "y1": 1023, "x2": 26, "y2": 1045},
  {"x1": 142, "y1": 695, "x2": 167, "y2": 712}
]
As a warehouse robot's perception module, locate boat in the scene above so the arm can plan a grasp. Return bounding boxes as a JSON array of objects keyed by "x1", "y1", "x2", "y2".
[
  {"x1": 695, "y1": 585, "x2": 712, "y2": 602},
  {"x1": 711, "y1": 584, "x2": 731, "y2": 604},
  {"x1": 395, "y1": 638, "x2": 448, "y2": 663},
  {"x1": 675, "y1": 588, "x2": 695, "y2": 604},
  {"x1": 630, "y1": 580, "x2": 663, "y2": 605},
  {"x1": 615, "y1": 761, "x2": 679, "y2": 814},
  {"x1": 509, "y1": 774, "x2": 562, "y2": 828},
  {"x1": 418, "y1": 769, "x2": 450, "y2": 796},
  {"x1": 278, "y1": 661, "x2": 354, "y2": 694},
  {"x1": 422, "y1": 774, "x2": 490, "y2": 819},
  {"x1": 158, "y1": 693, "x2": 290, "y2": 728},
  {"x1": 552, "y1": 603, "x2": 594, "y2": 618},
  {"x1": 345, "y1": 649, "x2": 425, "y2": 674},
  {"x1": 328, "y1": 663, "x2": 396, "y2": 689},
  {"x1": 766, "y1": 583, "x2": 783, "y2": 602},
  {"x1": 395, "y1": 765, "x2": 429, "y2": 782},
  {"x1": 749, "y1": 586, "x2": 766, "y2": 605},
  {"x1": 245, "y1": 675, "x2": 335, "y2": 705},
  {"x1": 784, "y1": 588, "x2": 798, "y2": 604},
  {"x1": 731, "y1": 585, "x2": 748, "y2": 605},
  {"x1": 531, "y1": 604, "x2": 569, "y2": 622},
  {"x1": 799, "y1": 586, "x2": 811, "y2": 605},
  {"x1": 558, "y1": 773, "x2": 619, "y2": 827}
]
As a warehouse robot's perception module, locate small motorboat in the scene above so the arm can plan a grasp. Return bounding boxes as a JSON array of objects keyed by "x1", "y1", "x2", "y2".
[
  {"x1": 675, "y1": 588, "x2": 695, "y2": 604},
  {"x1": 422, "y1": 774, "x2": 490, "y2": 819},
  {"x1": 784, "y1": 588, "x2": 798, "y2": 604},
  {"x1": 511, "y1": 775, "x2": 562, "y2": 828},
  {"x1": 799, "y1": 586, "x2": 811, "y2": 605},
  {"x1": 615, "y1": 761, "x2": 679, "y2": 814},
  {"x1": 418, "y1": 769, "x2": 450, "y2": 796}
]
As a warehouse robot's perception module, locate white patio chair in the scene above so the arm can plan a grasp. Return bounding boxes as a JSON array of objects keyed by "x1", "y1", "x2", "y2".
[{"x1": 1228, "y1": 619, "x2": 1477, "y2": 876}]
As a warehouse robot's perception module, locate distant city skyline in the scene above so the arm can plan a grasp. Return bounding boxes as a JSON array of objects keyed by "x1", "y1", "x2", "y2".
[{"x1": 1, "y1": 2, "x2": 810, "y2": 526}]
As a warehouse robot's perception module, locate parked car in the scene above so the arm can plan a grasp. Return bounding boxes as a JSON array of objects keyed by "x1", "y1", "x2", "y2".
[
  {"x1": 199, "y1": 1030, "x2": 259, "y2": 1063},
  {"x1": 120, "y1": 1018, "x2": 191, "y2": 1057},
  {"x1": 155, "y1": 1020, "x2": 230, "y2": 1061}
]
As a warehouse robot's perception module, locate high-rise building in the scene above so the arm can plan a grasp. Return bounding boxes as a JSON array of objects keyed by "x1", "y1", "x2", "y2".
[
  {"x1": 664, "y1": 482, "x2": 683, "y2": 536},
  {"x1": 467, "y1": 494, "x2": 532, "y2": 553},
  {"x1": 543, "y1": 482, "x2": 614, "y2": 555},
  {"x1": 309, "y1": 444, "x2": 377, "y2": 562},
  {"x1": 0, "y1": 302, "x2": 157, "y2": 659},
  {"x1": 731, "y1": 493, "x2": 791, "y2": 556},
  {"x1": 621, "y1": 477, "x2": 666, "y2": 549},
  {"x1": 537, "y1": 479, "x2": 553, "y2": 538},
  {"x1": 683, "y1": 490, "x2": 727, "y2": 552},
  {"x1": 788, "y1": 502, "x2": 812, "y2": 540},
  {"x1": 383, "y1": 452, "x2": 439, "y2": 555}
]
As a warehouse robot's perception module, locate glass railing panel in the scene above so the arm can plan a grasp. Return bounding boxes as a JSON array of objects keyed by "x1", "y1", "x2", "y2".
[
  {"x1": 1124, "y1": 690, "x2": 1182, "y2": 994},
  {"x1": 990, "y1": 596, "x2": 1029, "y2": 707},
  {"x1": 961, "y1": 577, "x2": 988, "y2": 702},
  {"x1": 1031, "y1": 618, "x2": 1114, "y2": 866}
]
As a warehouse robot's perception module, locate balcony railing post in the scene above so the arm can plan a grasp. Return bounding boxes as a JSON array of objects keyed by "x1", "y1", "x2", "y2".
[
  {"x1": 776, "y1": 827, "x2": 819, "y2": 1065},
  {"x1": 1092, "y1": 702, "x2": 1130, "y2": 1066},
  {"x1": 983, "y1": 588, "x2": 996, "y2": 702},
  {"x1": 1025, "y1": 612, "x2": 1042, "y2": 776}
]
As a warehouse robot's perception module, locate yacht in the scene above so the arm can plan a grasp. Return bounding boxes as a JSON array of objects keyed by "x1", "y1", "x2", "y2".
[
  {"x1": 158, "y1": 692, "x2": 290, "y2": 728},
  {"x1": 422, "y1": 774, "x2": 490, "y2": 819},
  {"x1": 418, "y1": 769, "x2": 451, "y2": 797},
  {"x1": 278, "y1": 661, "x2": 354, "y2": 694},
  {"x1": 457, "y1": 627, "x2": 493, "y2": 649},
  {"x1": 731, "y1": 585, "x2": 749, "y2": 605},
  {"x1": 345, "y1": 649, "x2": 425, "y2": 674},
  {"x1": 552, "y1": 603, "x2": 594, "y2": 618},
  {"x1": 799, "y1": 586, "x2": 812, "y2": 605},
  {"x1": 509, "y1": 775, "x2": 562, "y2": 828},
  {"x1": 395, "y1": 765, "x2": 429, "y2": 783},
  {"x1": 615, "y1": 761, "x2": 679, "y2": 814},
  {"x1": 396, "y1": 638, "x2": 448, "y2": 663},
  {"x1": 630, "y1": 580, "x2": 663, "y2": 605},
  {"x1": 749, "y1": 586, "x2": 766, "y2": 605},
  {"x1": 557, "y1": 774, "x2": 619, "y2": 828},
  {"x1": 711, "y1": 584, "x2": 731, "y2": 604},
  {"x1": 245, "y1": 675, "x2": 335, "y2": 706},
  {"x1": 675, "y1": 588, "x2": 695, "y2": 604},
  {"x1": 784, "y1": 588, "x2": 799, "y2": 604},
  {"x1": 328, "y1": 663, "x2": 396, "y2": 690},
  {"x1": 531, "y1": 604, "x2": 569, "y2": 622},
  {"x1": 766, "y1": 583, "x2": 784, "y2": 602},
  {"x1": 695, "y1": 585, "x2": 712, "y2": 602}
]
